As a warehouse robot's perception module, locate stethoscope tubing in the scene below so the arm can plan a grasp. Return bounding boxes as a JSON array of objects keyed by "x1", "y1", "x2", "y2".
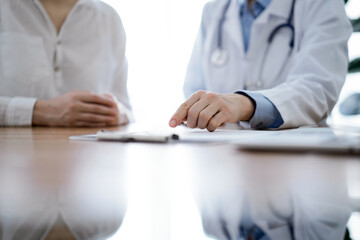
[
  {"x1": 217, "y1": 0, "x2": 232, "y2": 50},
  {"x1": 267, "y1": 0, "x2": 296, "y2": 47},
  {"x1": 213, "y1": 0, "x2": 296, "y2": 67}
]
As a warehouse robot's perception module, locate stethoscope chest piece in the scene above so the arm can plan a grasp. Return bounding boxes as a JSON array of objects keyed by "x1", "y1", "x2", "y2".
[{"x1": 211, "y1": 48, "x2": 228, "y2": 67}]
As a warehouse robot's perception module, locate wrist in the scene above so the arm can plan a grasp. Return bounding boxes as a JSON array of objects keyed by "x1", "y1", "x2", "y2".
[
  {"x1": 32, "y1": 100, "x2": 50, "y2": 126},
  {"x1": 237, "y1": 94, "x2": 255, "y2": 121}
]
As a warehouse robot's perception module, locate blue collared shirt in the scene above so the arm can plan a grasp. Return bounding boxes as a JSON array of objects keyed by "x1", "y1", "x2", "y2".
[
  {"x1": 237, "y1": 0, "x2": 284, "y2": 129},
  {"x1": 239, "y1": 0, "x2": 272, "y2": 52}
]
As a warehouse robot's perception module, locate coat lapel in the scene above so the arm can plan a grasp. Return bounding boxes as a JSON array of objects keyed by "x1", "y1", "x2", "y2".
[
  {"x1": 246, "y1": 0, "x2": 293, "y2": 59},
  {"x1": 255, "y1": 0, "x2": 293, "y2": 24},
  {"x1": 222, "y1": 0, "x2": 293, "y2": 57},
  {"x1": 223, "y1": 0, "x2": 245, "y2": 56}
]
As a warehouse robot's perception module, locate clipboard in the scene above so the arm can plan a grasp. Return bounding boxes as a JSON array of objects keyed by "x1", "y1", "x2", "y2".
[
  {"x1": 69, "y1": 130, "x2": 179, "y2": 143},
  {"x1": 96, "y1": 130, "x2": 179, "y2": 143}
]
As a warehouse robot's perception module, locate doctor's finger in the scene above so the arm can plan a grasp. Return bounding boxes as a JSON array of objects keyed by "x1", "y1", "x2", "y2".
[
  {"x1": 169, "y1": 91, "x2": 206, "y2": 127},
  {"x1": 197, "y1": 104, "x2": 219, "y2": 130},
  {"x1": 78, "y1": 102, "x2": 117, "y2": 116},
  {"x1": 186, "y1": 99, "x2": 211, "y2": 128},
  {"x1": 206, "y1": 111, "x2": 227, "y2": 132}
]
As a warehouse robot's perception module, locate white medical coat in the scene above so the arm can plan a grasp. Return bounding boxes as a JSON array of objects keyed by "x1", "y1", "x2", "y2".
[{"x1": 184, "y1": 0, "x2": 352, "y2": 128}]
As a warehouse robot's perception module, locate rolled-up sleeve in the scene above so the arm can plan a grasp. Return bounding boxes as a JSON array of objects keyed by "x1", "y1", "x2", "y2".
[{"x1": 0, "y1": 97, "x2": 37, "y2": 126}]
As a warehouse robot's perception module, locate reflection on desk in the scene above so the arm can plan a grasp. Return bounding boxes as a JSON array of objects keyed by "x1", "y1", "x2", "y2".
[
  {"x1": 190, "y1": 146, "x2": 356, "y2": 240},
  {"x1": 0, "y1": 124, "x2": 359, "y2": 240},
  {"x1": 0, "y1": 133, "x2": 127, "y2": 240}
]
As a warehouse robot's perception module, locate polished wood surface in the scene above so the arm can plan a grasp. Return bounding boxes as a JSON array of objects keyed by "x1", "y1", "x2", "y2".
[{"x1": 0, "y1": 124, "x2": 359, "y2": 240}]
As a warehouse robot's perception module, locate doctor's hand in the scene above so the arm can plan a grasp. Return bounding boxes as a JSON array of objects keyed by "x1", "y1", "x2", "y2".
[
  {"x1": 169, "y1": 90, "x2": 255, "y2": 132},
  {"x1": 32, "y1": 91, "x2": 120, "y2": 127}
]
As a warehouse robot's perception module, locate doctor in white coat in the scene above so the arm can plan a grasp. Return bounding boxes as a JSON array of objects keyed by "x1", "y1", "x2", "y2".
[{"x1": 169, "y1": 0, "x2": 352, "y2": 132}]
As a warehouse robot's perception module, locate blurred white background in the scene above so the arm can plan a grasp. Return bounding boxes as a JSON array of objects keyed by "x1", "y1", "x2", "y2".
[
  {"x1": 102, "y1": 2, "x2": 213, "y2": 240},
  {"x1": 102, "y1": 0, "x2": 211, "y2": 126},
  {"x1": 331, "y1": 0, "x2": 360, "y2": 130},
  {"x1": 101, "y1": 0, "x2": 360, "y2": 239}
]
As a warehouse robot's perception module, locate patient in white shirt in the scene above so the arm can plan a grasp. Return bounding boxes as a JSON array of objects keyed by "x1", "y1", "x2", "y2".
[{"x1": 0, "y1": 0, "x2": 133, "y2": 127}]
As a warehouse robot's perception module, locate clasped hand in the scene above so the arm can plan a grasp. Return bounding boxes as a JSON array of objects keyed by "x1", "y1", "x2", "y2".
[{"x1": 32, "y1": 91, "x2": 127, "y2": 127}]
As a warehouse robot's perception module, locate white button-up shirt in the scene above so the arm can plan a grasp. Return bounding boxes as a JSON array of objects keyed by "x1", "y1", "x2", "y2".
[{"x1": 0, "y1": 0, "x2": 133, "y2": 126}]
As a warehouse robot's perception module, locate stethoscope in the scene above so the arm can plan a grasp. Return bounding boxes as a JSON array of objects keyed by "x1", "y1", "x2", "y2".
[{"x1": 211, "y1": 0, "x2": 296, "y2": 67}]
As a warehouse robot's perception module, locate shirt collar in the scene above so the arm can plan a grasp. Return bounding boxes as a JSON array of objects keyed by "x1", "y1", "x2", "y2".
[
  {"x1": 256, "y1": 0, "x2": 272, "y2": 8},
  {"x1": 71, "y1": 0, "x2": 98, "y2": 9},
  {"x1": 33, "y1": 0, "x2": 97, "y2": 9},
  {"x1": 238, "y1": 0, "x2": 272, "y2": 9}
]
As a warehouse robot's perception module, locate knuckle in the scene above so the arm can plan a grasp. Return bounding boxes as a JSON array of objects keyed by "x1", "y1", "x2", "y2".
[
  {"x1": 180, "y1": 102, "x2": 190, "y2": 110},
  {"x1": 91, "y1": 95, "x2": 99, "y2": 102},
  {"x1": 188, "y1": 108, "x2": 198, "y2": 119},
  {"x1": 205, "y1": 92, "x2": 217, "y2": 101},
  {"x1": 192, "y1": 90, "x2": 206, "y2": 99},
  {"x1": 186, "y1": 118, "x2": 197, "y2": 128},
  {"x1": 199, "y1": 111, "x2": 209, "y2": 121},
  {"x1": 68, "y1": 103, "x2": 77, "y2": 111},
  {"x1": 196, "y1": 90, "x2": 206, "y2": 96}
]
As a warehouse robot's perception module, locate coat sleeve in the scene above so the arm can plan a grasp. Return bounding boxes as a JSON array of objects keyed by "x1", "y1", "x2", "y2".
[{"x1": 258, "y1": 0, "x2": 352, "y2": 129}]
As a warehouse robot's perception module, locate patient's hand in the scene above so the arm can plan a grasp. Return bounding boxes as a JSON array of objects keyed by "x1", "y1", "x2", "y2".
[
  {"x1": 102, "y1": 93, "x2": 129, "y2": 126},
  {"x1": 32, "y1": 91, "x2": 119, "y2": 127}
]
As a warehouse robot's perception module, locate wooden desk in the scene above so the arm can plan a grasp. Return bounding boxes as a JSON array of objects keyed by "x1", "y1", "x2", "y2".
[{"x1": 0, "y1": 125, "x2": 359, "y2": 240}]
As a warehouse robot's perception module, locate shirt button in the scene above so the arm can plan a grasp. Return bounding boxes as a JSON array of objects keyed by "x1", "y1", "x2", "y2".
[
  {"x1": 57, "y1": 40, "x2": 62, "y2": 45},
  {"x1": 54, "y1": 66, "x2": 60, "y2": 72}
]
